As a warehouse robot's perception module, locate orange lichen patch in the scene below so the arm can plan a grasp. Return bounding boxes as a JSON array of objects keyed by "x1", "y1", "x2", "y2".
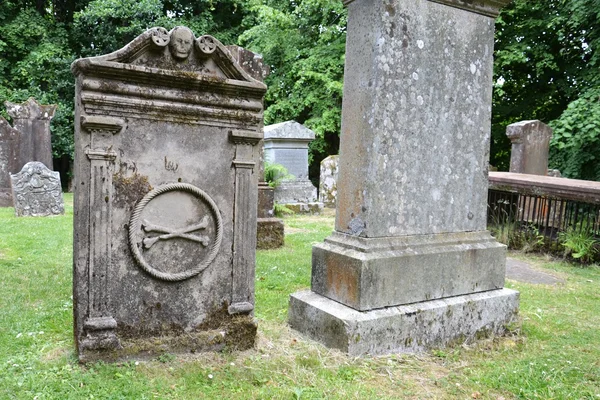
[{"x1": 325, "y1": 252, "x2": 359, "y2": 306}]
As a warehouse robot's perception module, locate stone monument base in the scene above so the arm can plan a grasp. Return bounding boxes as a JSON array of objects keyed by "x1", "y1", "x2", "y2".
[
  {"x1": 78, "y1": 314, "x2": 257, "y2": 363},
  {"x1": 0, "y1": 190, "x2": 12, "y2": 207},
  {"x1": 285, "y1": 202, "x2": 324, "y2": 215},
  {"x1": 275, "y1": 179, "x2": 318, "y2": 204},
  {"x1": 311, "y1": 231, "x2": 507, "y2": 311},
  {"x1": 257, "y1": 217, "x2": 285, "y2": 249},
  {"x1": 289, "y1": 289, "x2": 519, "y2": 356}
]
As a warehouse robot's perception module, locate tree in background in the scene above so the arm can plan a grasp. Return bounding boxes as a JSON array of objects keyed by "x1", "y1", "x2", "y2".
[
  {"x1": 492, "y1": 0, "x2": 600, "y2": 180},
  {"x1": 239, "y1": 0, "x2": 346, "y2": 184}
]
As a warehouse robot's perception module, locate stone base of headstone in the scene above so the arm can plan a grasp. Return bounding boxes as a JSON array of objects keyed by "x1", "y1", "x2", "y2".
[
  {"x1": 310, "y1": 232, "x2": 506, "y2": 310},
  {"x1": 257, "y1": 218, "x2": 285, "y2": 250},
  {"x1": 275, "y1": 180, "x2": 318, "y2": 204},
  {"x1": 79, "y1": 315, "x2": 257, "y2": 363},
  {"x1": 257, "y1": 183, "x2": 284, "y2": 249},
  {"x1": 285, "y1": 202, "x2": 324, "y2": 215},
  {"x1": 289, "y1": 288, "x2": 519, "y2": 356},
  {"x1": 0, "y1": 191, "x2": 12, "y2": 207}
]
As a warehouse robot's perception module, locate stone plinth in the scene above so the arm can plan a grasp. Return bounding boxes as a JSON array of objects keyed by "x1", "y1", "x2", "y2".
[
  {"x1": 0, "y1": 118, "x2": 20, "y2": 207},
  {"x1": 506, "y1": 120, "x2": 553, "y2": 176},
  {"x1": 289, "y1": 0, "x2": 518, "y2": 355},
  {"x1": 71, "y1": 26, "x2": 266, "y2": 362},
  {"x1": 5, "y1": 97, "x2": 56, "y2": 170},
  {"x1": 10, "y1": 161, "x2": 64, "y2": 216},
  {"x1": 319, "y1": 155, "x2": 339, "y2": 208}
]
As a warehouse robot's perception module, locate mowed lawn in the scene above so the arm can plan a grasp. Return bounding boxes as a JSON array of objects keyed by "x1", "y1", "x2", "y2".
[{"x1": 0, "y1": 194, "x2": 599, "y2": 399}]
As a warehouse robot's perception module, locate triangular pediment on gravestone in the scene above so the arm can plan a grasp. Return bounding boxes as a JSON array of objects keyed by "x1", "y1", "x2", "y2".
[{"x1": 71, "y1": 26, "x2": 265, "y2": 89}]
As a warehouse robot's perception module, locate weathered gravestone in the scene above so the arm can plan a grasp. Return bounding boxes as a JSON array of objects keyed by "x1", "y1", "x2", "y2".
[
  {"x1": 319, "y1": 155, "x2": 339, "y2": 208},
  {"x1": 264, "y1": 121, "x2": 323, "y2": 213},
  {"x1": 289, "y1": 0, "x2": 519, "y2": 355},
  {"x1": 10, "y1": 161, "x2": 64, "y2": 217},
  {"x1": 506, "y1": 120, "x2": 553, "y2": 176},
  {"x1": 5, "y1": 97, "x2": 56, "y2": 170},
  {"x1": 0, "y1": 118, "x2": 20, "y2": 207},
  {"x1": 71, "y1": 26, "x2": 266, "y2": 362}
]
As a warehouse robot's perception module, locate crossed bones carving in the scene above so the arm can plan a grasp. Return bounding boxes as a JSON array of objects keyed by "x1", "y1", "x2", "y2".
[{"x1": 141, "y1": 216, "x2": 210, "y2": 249}]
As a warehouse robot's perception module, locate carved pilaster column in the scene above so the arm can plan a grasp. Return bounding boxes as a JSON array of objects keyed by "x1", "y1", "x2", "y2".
[
  {"x1": 80, "y1": 116, "x2": 124, "y2": 351},
  {"x1": 228, "y1": 129, "x2": 263, "y2": 315}
]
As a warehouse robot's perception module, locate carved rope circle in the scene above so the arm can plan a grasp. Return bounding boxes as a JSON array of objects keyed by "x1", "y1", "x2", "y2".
[
  {"x1": 197, "y1": 35, "x2": 217, "y2": 54},
  {"x1": 129, "y1": 183, "x2": 223, "y2": 281}
]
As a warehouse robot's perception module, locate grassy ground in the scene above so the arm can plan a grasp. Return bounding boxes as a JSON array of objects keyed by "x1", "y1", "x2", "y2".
[{"x1": 0, "y1": 198, "x2": 599, "y2": 399}]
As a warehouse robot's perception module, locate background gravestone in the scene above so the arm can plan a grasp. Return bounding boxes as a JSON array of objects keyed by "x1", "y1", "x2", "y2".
[
  {"x1": 0, "y1": 118, "x2": 20, "y2": 207},
  {"x1": 5, "y1": 98, "x2": 56, "y2": 171},
  {"x1": 72, "y1": 26, "x2": 266, "y2": 362},
  {"x1": 319, "y1": 155, "x2": 339, "y2": 208},
  {"x1": 10, "y1": 161, "x2": 64, "y2": 217},
  {"x1": 289, "y1": 0, "x2": 519, "y2": 355},
  {"x1": 506, "y1": 120, "x2": 553, "y2": 176},
  {"x1": 264, "y1": 121, "x2": 323, "y2": 213}
]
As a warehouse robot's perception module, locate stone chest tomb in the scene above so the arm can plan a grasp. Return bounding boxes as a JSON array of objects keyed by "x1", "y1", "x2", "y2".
[{"x1": 71, "y1": 26, "x2": 266, "y2": 362}]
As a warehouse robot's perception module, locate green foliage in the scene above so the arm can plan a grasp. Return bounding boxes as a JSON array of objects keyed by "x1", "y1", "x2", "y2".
[
  {"x1": 492, "y1": 0, "x2": 600, "y2": 177},
  {"x1": 273, "y1": 202, "x2": 294, "y2": 217},
  {"x1": 558, "y1": 226, "x2": 599, "y2": 264},
  {"x1": 263, "y1": 160, "x2": 293, "y2": 188},
  {"x1": 240, "y1": 0, "x2": 346, "y2": 179},
  {"x1": 549, "y1": 88, "x2": 600, "y2": 181}
]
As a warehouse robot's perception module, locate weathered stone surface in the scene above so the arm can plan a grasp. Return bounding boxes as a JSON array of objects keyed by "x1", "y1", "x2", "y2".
[
  {"x1": 256, "y1": 217, "x2": 285, "y2": 250},
  {"x1": 275, "y1": 180, "x2": 318, "y2": 205},
  {"x1": 506, "y1": 120, "x2": 553, "y2": 176},
  {"x1": 0, "y1": 118, "x2": 20, "y2": 207},
  {"x1": 489, "y1": 171, "x2": 600, "y2": 204},
  {"x1": 10, "y1": 161, "x2": 64, "y2": 217},
  {"x1": 264, "y1": 121, "x2": 315, "y2": 181},
  {"x1": 264, "y1": 120, "x2": 320, "y2": 206},
  {"x1": 71, "y1": 26, "x2": 266, "y2": 362},
  {"x1": 335, "y1": 0, "x2": 499, "y2": 237},
  {"x1": 289, "y1": 0, "x2": 517, "y2": 355},
  {"x1": 5, "y1": 97, "x2": 56, "y2": 170},
  {"x1": 289, "y1": 289, "x2": 520, "y2": 356},
  {"x1": 256, "y1": 184, "x2": 284, "y2": 250},
  {"x1": 285, "y1": 202, "x2": 324, "y2": 215},
  {"x1": 319, "y1": 155, "x2": 339, "y2": 208},
  {"x1": 311, "y1": 231, "x2": 506, "y2": 311}
]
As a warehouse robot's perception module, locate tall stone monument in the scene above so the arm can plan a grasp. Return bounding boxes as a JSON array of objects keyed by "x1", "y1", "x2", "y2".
[
  {"x1": 506, "y1": 120, "x2": 553, "y2": 176},
  {"x1": 0, "y1": 118, "x2": 20, "y2": 207},
  {"x1": 71, "y1": 26, "x2": 266, "y2": 362},
  {"x1": 5, "y1": 97, "x2": 56, "y2": 170},
  {"x1": 264, "y1": 121, "x2": 322, "y2": 213},
  {"x1": 289, "y1": 0, "x2": 519, "y2": 355}
]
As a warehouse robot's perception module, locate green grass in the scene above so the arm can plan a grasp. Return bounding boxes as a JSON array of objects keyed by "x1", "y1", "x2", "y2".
[{"x1": 0, "y1": 200, "x2": 599, "y2": 399}]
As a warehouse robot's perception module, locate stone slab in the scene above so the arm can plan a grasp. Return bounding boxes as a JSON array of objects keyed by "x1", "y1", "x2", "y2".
[
  {"x1": 285, "y1": 202, "x2": 324, "y2": 215},
  {"x1": 489, "y1": 171, "x2": 600, "y2": 205},
  {"x1": 275, "y1": 180, "x2": 318, "y2": 204},
  {"x1": 506, "y1": 257, "x2": 563, "y2": 285},
  {"x1": 312, "y1": 231, "x2": 506, "y2": 311},
  {"x1": 289, "y1": 288, "x2": 520, "y2": 356},
  {"x1": 256, "y1": 218, "x2": 285, "y2": 250},
  {"x1": 506, "y1": 120, "x2": 552, "y2": 176}
]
